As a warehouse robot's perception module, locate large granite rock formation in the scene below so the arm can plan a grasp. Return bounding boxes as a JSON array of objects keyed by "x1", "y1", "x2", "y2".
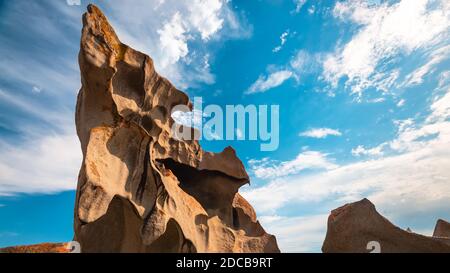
[
  {"x1": 322, "y1": 198, "x2": 450, "y2": 253},
  {"x1": 73, "y1": 4, "x2": 279, "y2": 253}
]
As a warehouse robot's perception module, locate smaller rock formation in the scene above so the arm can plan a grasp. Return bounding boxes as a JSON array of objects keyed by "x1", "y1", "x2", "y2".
[
  {"x1": 0, "y1": 243, "x2": 70, "y2": 253},
  {"x1": 433, "y1": 219, "x2": 450, "y2": 238},
  {"x1": 322, "y1": 198, "x2": 450, "y2": 253}
]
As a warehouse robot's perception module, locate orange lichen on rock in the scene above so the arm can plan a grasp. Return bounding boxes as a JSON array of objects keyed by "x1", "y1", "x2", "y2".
[{"x1": 0, "y1": 243, "x2": 70, "y2": 253}]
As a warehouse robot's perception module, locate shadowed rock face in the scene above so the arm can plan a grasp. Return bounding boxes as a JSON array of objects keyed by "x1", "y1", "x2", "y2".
[
  {"x1": 322, "y1": 198, "x2": 450, "y2": 253},
  {"x1": 73, "y1": 4, "x2": 279, "y2": 253}
]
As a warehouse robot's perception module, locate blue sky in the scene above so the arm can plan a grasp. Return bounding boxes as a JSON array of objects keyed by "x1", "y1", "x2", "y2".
[{"x1": 0, "y1": 0, "x2": 449, "y2": 252}]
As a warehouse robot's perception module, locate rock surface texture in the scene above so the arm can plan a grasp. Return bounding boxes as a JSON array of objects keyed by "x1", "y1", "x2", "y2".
[
  {"x1": 322, "y1": 198, "x2": 450, "y2": 253},
  {"x1": 73, "y1": 4, "x2": 279, "y2": 253}
]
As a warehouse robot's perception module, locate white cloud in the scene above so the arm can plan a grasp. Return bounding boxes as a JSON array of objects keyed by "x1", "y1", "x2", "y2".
[
  {"x1": 102, "y1": 0, "x2": 249, "y2": 89},
  {"x1": 0, "y1": 130, "x2": 81, "y2": 195},
  {"x1": 292, "y1": 0, "x2": 307, "y2": 13},
  {"x1": 156, "y1": 0, "x2": 225, "y2": 68},
  {"x1": 290, "y1": 50, "x2": 322, "y2": 74},
  {"x1": 0, "y1": 82, "x2": 80, "y2": 196},
  {"x1": 32, "y1": 86, "x2": 42, "y2": 94},
  {"x1": 188, "y1": 0, "x2": 224, "y2": 40},
  {"x1": 243, "y1": 127, "x2": 450, "y2": 215},
  {"x1": 248, "y1": 151, "x2": 337, "y2": 180},
  {"x1": 299, "y1": 128, "x2": 342, "y2": 138},
  {"x1": 397, "y1": 99, "x2": 405, "y2": 107},
  {"x1": 403, "y1": 45, "x2": 450, "y2": 86},
  {"x1": 438, "y1": 71, "x2": 450, "y2": 89},
  {"x1": 246, "y1": 50, "x2": 323, "y2": 95},
  {"x1": 369, "y1": 97, "x2": 385, "y2": 103},
  {"x1": 351, "y1": 144, "x2": 385, "y2": 157},
  {"x1": 260, "y1": 214, "x2": 328, "y2": 252},
  {"x1": 323, "y1": 0, "x2": 450, "y2": 95},
  {"x1": 66, "y1": 0, "x2": 81, "y2": 6},
  {"x1": 272, "y1": 30, "x2": 289, "y2": 53},
  {"x1": 429, "y1": 90, "x2": 450, "y2": 122},
  {"x1": 245, "y1": 70, "x2": 293, "y2": 94},
  {"x1": 0, "y1": 89, "x2": 73, "y2": 128},
  {"x1": 157, "y1": 12, "x2": 189, "y2": 68}
]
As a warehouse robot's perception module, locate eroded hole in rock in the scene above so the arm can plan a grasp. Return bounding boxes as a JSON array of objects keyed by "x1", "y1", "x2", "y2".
[
  {"x1": 157, "y1": 158, "x2": 258, "y2": 232},
  {"x1": 158, "y1": 159, "x2": 243, "y2": 209}
]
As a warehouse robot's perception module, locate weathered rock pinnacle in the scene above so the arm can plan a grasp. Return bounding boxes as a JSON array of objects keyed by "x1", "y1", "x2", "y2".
[{"x1": 73, "y1": 4, "x2": 279, "y2": 253}]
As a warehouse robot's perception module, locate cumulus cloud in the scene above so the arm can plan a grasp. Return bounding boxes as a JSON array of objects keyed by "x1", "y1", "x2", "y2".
[
  {"x1": 157, "y1": 12, "x2": 189, "y2": 68},
  {"x1": 323, "y1": 0, "x2": 450, "y2": 95},
  {"x1": 245, "y1": 70, "x2": 293, "y2": 94},
  {"x1": 299, "y1": 128, "x2": 342, "y2": 138}
]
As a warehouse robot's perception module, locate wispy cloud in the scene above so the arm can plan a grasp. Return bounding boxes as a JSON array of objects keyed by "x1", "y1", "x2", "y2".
[
  {"x1": 397, "y1": 99, "x2": 405, "y2": 107},
  {"x1": 0, "y1": 129, "x2": 81, "y2": 195},
  {"x1": 245, "y1": 70, "x2": 293, "y2": 94},
  {"x1": 0, "y1": 232, "x2": 19, "y2": 238},
  {"x1": 292, "y1": 0, "x2": 307, "y2": 14},
  {"x1": 248, "y1": 151, "x2": 337, "y2": 180},
  {"x1": 272, "y1": 30, "x2": 289, "y2": 53},
  {"x1": 299, "y1": 128, "x2": 342, "y2": 138},
  {"x1": 0, "y1": 0, "x2": 250, "y2": 196},
  {"x1": 403, "y1": 45, "x2": 450, "y2": 87},
  {"x1": 323, "y1": 0, "x2": 450, "y2": 95},
  {"x1": 246, "y1": 50, "x2": 323, "y2": 94}
]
